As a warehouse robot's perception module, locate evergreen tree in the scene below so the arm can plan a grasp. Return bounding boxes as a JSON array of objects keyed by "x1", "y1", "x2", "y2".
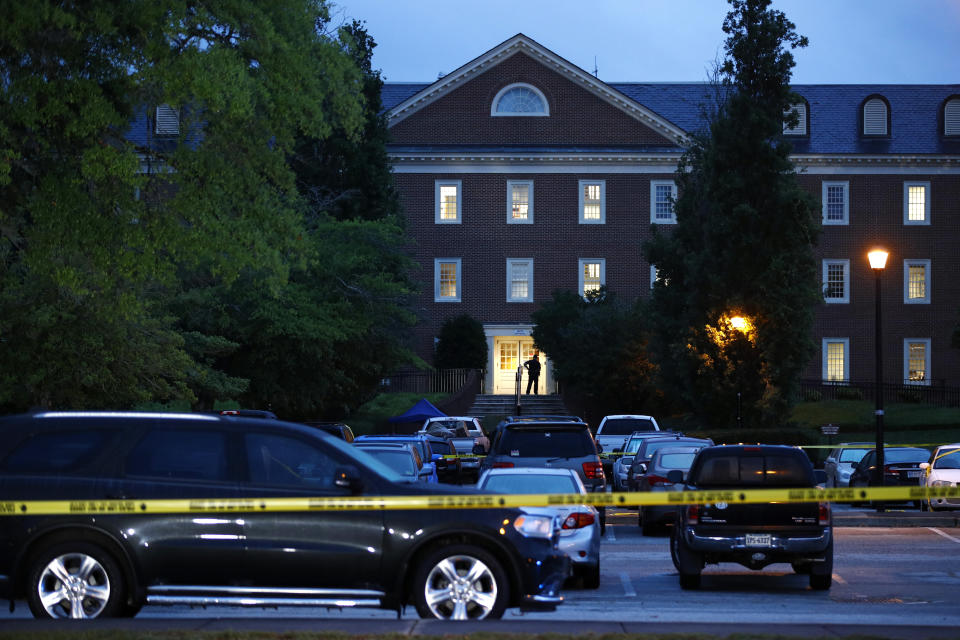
[
  {"x1": 644, "y1": 0, "x2": 821, "y2": 429},
  {"x1": 435, "y1": 314, "x2": 488, "y2": 370}
]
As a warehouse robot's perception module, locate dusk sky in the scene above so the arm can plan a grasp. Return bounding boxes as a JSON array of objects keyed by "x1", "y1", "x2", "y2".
[{"x1": 329, "y1": 0, "x2": 960, "y2": 84}]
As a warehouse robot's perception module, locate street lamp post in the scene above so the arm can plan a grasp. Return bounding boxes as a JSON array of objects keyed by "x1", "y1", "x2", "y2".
[{"x1": 868, "y1": 249, "x2": 888, "y2": 509}]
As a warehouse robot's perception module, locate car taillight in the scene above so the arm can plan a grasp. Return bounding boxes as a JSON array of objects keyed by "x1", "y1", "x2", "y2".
[
  {"x1": 687, "y1": 504, "x2": 699, "y2": 525},
  {"x1": 819, "y1": 501, "x2": 831, "y2": 526},
  {"x1": 883, "y1": 465, "x2": 907, "y2": 474},
  {"x1": 582, "y1": 461, "x2": 604, "y2": 479},
  {"x1": 646, "y1": 473, "x2": 670, "y2": 486},
  {"x1": 492, "y1": 462, "x2": 514, "y2": 469},
  {"x1": 561, "y1": 512, "x2": 596, "y2": 529}
]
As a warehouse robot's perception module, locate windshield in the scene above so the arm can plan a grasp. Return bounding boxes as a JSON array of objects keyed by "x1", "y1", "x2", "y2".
[
  {"x1": 600, "y1": 418, "x2": 657, "y2": 435},
  {"x1": 658, "y1": 452, "x2": 698, "y2": 470},
  {"x1": 644, "y1": 440, "x2": 707, "y2": 459},
  {"x1": 498, "y1": 428, "x2": 595, "y2": 458},
  {"x1": 624, "y1": 435, "x2": 656, "y2": 454},
  {"x1": 839, "y1": 448, "x2": 868, "y2": 463},
  {"x1": 323, "y1": 436, "x2": 404, "y2": 483},
  {"x1": 885, "y1": 448, "x2": 929, "y2": 463},
  {"x1": 362, "y1": 449, "x2": 417, "y2": 478},
  {"x1": 480, "y1": 473, "x2": 581, "y2": 494},
  {"x1": 933, "y1": 448, "x2": 960, "y2": 469}
]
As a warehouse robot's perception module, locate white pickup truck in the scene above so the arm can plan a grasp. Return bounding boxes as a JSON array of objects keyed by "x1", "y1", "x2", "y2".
[
  {"x1": 594, "y1": 414, "x2": 661, "y2": 477},
  {"x1": 419, "y1": 416, "x2": 491, "y2": 482}
]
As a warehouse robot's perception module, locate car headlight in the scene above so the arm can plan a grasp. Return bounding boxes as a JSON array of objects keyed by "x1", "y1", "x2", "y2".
[
  {"x1": 930, "y1": 479, "x2": 952, "y2": 487},
  {"x1": 513, "y1": 514, "x2": 555, "y2": 539}
]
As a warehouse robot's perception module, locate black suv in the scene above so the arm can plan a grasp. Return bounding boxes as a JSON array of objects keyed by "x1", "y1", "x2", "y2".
[
  {"x1": 0, "y1": 412, "x2": 568, "y2": 620},
  {"x1": 481, "y1": 418, "x2": 606, "y2": 532},
  {"x1": 671, "y1": 444, "x2": 832, "y2": 590}
]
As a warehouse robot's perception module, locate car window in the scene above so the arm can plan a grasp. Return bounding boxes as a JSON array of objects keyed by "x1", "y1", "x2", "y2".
[
  {"x1": 2, "y1": 429, "x2": 116, "y2": 473},
  {"x1": 480, "y1": 474, "x2": 580, "y2": 494},
  {"x1": 363, "y1": 449, "x2": 417, "y2": 478},
  {"x1": 498, "y1": 428, "x2": 594, "y2": 457},
  {"x1": 695, "y1": 454, "x2": 810, "y2": 487},
  {"x1": 933, "y1": 449, "x2": 960, "y2": 469},
  {"x1": 658, "y1": 452, "x2": 698, "y2": 469},
  {"x1": 839, "y1": 449, "x2": 868, "y2": 463},
  {"x1": 600, "y1": 418, "x2": 656, "y2": 435},
  {"x1": 126, "y1": 429, "x2": 229, "y2": 482},
  {"x1": 245, "y1": 433, "x2": 341, "y2": 488},
  {"x1": 624, "y1": 437, "x2": 650, "y2": 454},
  {"x1": 429, "y1": 441, "x2": 449, "y2": 455},
  {"x1": 644, "y1": 440, "x2": 706, "y2": 459}
]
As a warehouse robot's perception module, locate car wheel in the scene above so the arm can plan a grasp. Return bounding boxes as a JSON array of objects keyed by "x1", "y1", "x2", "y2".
[
  {"x1": 679, "y1": 572, "x2": 701, "y2": 589},
  {"x1": 809, "y1": 539, "x2": 833, "y2": 591},
  {"x1": 26, "y1": 542, "x2": 126, "y2": 619},
  {"x1": 791, "y1": 562, "x2": 812, "y2": 574},
  {"x1": 581, "y1": 562, "x2": 601, "y2": 590},
  {"x1": 412, "y1": 545, "x2": 508, "y2": 620},
  {"x1": 809, "y1": 573, "x2": 832, "y2": 590},
  {"x1": 640, "y1": 509, "x2": 656, "y2": 537},
  {"x1": 672, "y1": 529, "x2": 702, "y2": 589},
  {"x1": 599, "y1": 507, "x2": 606, "y2": 536}
]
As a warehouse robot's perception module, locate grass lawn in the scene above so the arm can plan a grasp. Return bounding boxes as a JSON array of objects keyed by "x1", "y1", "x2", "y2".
[
  {"x1": 790, "y1": 400, "x2": 960, "y2": 446},
  {"x1": 347, "y1": 392, "x2": 450, "y2": 435}
]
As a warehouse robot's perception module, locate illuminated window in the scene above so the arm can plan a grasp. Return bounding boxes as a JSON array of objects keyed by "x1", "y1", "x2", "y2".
[
  {"x1": 579, "y1": 180, "x2": 605, "y2": 224},
  {"x1": 822, "y1": 339, "x2": 849, "y2": 383},
  {"x1": 507, "y1": 259, "x2": 533, "y2": 302},
  {"x1": 783, "y1": 102, "x2": 808, "y2": 135},
  {"x1": 651, "y1": 180, "x2": 677, "y2": 224},
  {"x1": 904, "y1": 339, "x2": 931, "y2": 385},
  {"x1": 822, "y1": 260, "x2": 850, "y2": 304},
  {"x1": 903, "y1": 260, "x2": 930, "y2": 304},
  {"x1": 862, "y1": 97, "x2": 888, "y2": 136},
  {"x1": 435, "y1": 180, "x2": 461, "y2": 224},
  {"x1": 434, "y1": 259, "x2": 461, "y2": 302},
  {"x1": 507, "y1": 180, "x2": 533, "y2": 224},
  {"x1": 821, "y1": 181, "x2": 849, "y2": 225},
  {"x1": 579, "y1": 259, "x2": 605, "y2": 297},
  {"x1": 903, "y1": 182, "x2": 930, "y2": 225},
  {"x1": 492, "y1": 84, "x2": 549, "y2": 116}
]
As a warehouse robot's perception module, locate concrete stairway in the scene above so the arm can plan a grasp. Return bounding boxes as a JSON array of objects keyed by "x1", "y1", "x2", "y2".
[{"x1": 466, "y1": 394, "x2": 570, "y2": 419}]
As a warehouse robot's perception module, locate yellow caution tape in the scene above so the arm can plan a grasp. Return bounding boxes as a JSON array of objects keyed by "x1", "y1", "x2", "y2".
[{"x1": 2, "y1": 485, "x2": 958, "y2": 515}]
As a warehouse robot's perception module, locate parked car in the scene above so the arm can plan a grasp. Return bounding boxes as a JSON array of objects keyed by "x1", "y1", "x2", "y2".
[
  {"x1": 352, "y1": 442, "x2": 436, "y2": 483},
  {"x1": 219, "y1": 409, "x2": 277, "y2": 419},
  {"x1": 476, "y1": 468, "x2": 601, "y2": 589},
  {"x1": 419, "y1": 417, "x2": 489, "y2": 482},
  {"x1": 822, "y1": 442, "x2": 871, "y2": 488},
  {"x1": 671, "y1": 444, "x2": 833, "y2": 590},
  {"x1": 303, "y1": 421, "x2": 355, "y2": 443},
  {"x1": 594, "y1": 414, "x2": 661, "y2": 477},
  {"x1": 848, "y1": 446, "x2": 931, "y2": 507},
  {"x1": 0, "y1": 411, "x2": 568, "y2": 620},
  {"x1": 919, "y1": 443, "x2": 960, "y2": 511},
  {"x1": 481, "y1": 418, "x2": 606, "y2": 533},
  {"x1": 611, "y1": 430, "x2": 674, "y2": 492},
  {"x1": 635, "y1": 445, "x2": 707, "y2": 536},
  {"x1": 627, "y1": 434, "x2": 714, "y2": 492},
  {"x1": 354, "y1": 435, "x2": 438, "y2": 483},
  {"x1": 422, "y1": 434, "x2": 462, "y2": 484}
]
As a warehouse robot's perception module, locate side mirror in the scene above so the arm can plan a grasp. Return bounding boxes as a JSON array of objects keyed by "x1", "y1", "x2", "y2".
[
  {"x1": 919, "y1": 462, "x2": 930, "y2": 470},
  {"x1": 596, "y1": 443, "x2": 604, "y2": 453},
  {"x1": 637, "y1": 463, "x2": 647, "y2": 474},
  {"x1": 334, "y1": 465, "x2": 364, "y2": 494},
  {"x1": 666, "y1": 470, "x2": 684, "y2": 484}
]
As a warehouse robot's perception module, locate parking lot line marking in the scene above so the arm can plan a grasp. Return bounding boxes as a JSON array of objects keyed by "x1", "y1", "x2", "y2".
[
  {"x1": 928, "y1": 527, "x2": 960, "y2": 544},
  {"x1": 832, "y1": 573, "x2": 846, "y2": 584},
  {"x1": 619, "y1": 572, "x2": 636, "y2": 597},
  {"x1": 606, "y1": 526, "x2": 616, "y2": 541}
]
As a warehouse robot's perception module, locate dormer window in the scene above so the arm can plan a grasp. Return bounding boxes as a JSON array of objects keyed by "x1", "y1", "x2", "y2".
[
  {"x1": 155, "y1": 104, "x2": 180, "y2": 136},
  {"x1": 783, "y1": 101, "x2": 808, "y2": 136},
  {"x1": 862, "y1": 96, "x2": 889, "y2": 136},
  {"x1": 491, "y1": 83, "x2": 549, "y2": 117},
  {"x1": 945, "y1": 97, "x2": 960, "y2": 136}
]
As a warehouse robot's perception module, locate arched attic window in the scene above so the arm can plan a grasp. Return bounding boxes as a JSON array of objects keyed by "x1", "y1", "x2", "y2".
[
  {"x1": 783, "y1": 100, "x2": 809, "y2": 136},
  {"x1": 862, "y1": 96, "x2": 890, "y2": 136},
  {"x1": 944, "y1": 96, "x2": 960, "y2": 136},
  {"x1": 491, "y1": 83, "x2": 549, "y2": 117}
]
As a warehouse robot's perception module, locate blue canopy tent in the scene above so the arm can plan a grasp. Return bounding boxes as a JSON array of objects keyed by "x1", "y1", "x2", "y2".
[{"x1": 388, "y1": 398, "x2": 447, "y2": 424}]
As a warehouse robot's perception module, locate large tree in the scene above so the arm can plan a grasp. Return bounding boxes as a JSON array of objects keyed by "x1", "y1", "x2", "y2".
[
  {"x1": 644, "y1": 0, "x2": 821, "y2": 429},
  {"x1": 0, "y1": 1, "x2": 373, "y2": 411}
]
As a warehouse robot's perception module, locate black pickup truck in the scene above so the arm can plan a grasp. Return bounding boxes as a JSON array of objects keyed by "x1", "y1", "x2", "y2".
[{"x1": 670, "y1": 444, "x2": 832, "y2": 590}]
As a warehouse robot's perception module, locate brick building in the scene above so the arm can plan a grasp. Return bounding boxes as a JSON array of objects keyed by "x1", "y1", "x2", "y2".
[{"x1": 382, "y1": 34, "x2": 960, "y2": 395}]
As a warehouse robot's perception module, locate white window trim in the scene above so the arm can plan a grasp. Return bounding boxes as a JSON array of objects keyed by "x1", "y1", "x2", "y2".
[
  {"x1": 578, "y1": 180, "x2": 605, "y2": 224},
  {"x1": 903, "y1": 338, "x2": 932, "y2": 386},
  {"x1": 650, "y1": 265, "x2": 659, "y2": 290},
  {"x1": 650, "y1": 180, "x2": 677, "y2": 224},
  {"x1": 434, "y1": 258, "x2": 462, "y2": 302},
  {"x1": 435, "y1": 180, "x2": 462, "y2": 224},
  {"x1": 491, "y1": 83, "x2": 550, "y2": 117},
  {"x1": 506, "y1": 258, "x2": 533, "y2": 303},
  {"x1": 903, "y1": 181, "x2": 931, "y2": 225},
  {"x1": 578, "y1": 258, "x2": 605, "y2": 298},
  {"x1": 822, "y1": 338, "x2": 850, "y2": 383},
  {"x1": 903, "y1": 259, "x2": 931, "y2": 304},
  {"x1": 822, "y1": 259, "x2": 850, "y2": 304},
  {"x1": 506, "y1": 180, "x2": 534, "y2": 224},
  {"x1": 821, "y1": 181, "x2": 849, "y2": 225}
]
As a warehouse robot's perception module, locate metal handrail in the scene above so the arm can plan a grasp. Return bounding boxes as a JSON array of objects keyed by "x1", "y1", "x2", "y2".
[{"x1": 515, "y1": 365, "x2": 523, "y2": 413}]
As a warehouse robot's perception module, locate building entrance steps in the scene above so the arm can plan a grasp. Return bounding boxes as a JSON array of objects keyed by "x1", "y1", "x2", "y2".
[{"x1": 467, "y1": 394, "x2": 570, "y2": 419}]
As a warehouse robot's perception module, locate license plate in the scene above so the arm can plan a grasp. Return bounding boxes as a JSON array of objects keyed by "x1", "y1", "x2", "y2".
[
  {"x1": 745, "y1": 534, "x2": 772, "y2": 547},
  {"x1": 907, "y1": 470, "x2": 921, "y2": 478}
]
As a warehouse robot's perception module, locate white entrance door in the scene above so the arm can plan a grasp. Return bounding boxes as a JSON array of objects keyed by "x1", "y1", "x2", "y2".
[{"x1": 493, "y1": 338, "x2": 537, "y2": 394}]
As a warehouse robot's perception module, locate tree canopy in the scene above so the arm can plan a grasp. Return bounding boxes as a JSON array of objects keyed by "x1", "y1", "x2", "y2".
[
  {"x1": 644, "y1": 0, "x2": 821, "y2": 429},
  {"x1": 0, "y1": 2, "x2": 415, "y2": 417}
]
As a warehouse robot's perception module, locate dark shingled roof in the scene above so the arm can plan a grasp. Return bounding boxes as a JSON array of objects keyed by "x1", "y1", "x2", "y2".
[{"x1": 384, "y1": 82, "x2": 960, "y2": 155}]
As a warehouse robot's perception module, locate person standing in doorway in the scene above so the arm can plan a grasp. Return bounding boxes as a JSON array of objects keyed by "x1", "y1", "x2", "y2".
[{"x1": 524, "y1": 351, "x2": 541, "y2": 395}]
